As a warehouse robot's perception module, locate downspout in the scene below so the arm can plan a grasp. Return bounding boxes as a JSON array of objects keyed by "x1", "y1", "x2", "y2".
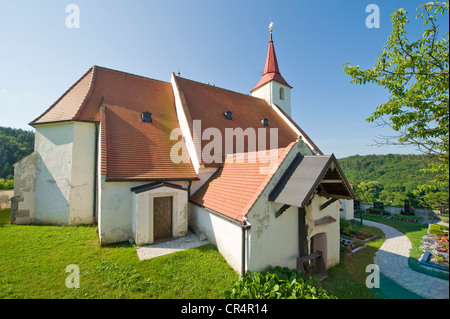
[
  {"x1": 241, "y1": 217, "x2": 252, "y2": 277},
  {"x1": 187, "y1": 180, "x2": 192, "y2": 199},
  {"x1": 93, "y1": 122, "x2": 99, "y2": 224}
]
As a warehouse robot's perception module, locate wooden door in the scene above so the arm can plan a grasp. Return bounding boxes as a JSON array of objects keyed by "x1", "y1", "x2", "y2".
[{"x1": 153, "y1": 196, "x2": 172, "y2": 241}]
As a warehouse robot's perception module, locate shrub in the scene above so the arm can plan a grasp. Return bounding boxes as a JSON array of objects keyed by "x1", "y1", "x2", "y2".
[
  {"x1": 429, "y1": 224, "x2": 449, "y2": 236},
  {"x1": 0, "y1": 179, "x2": 14, "y2": 190},
  {"x1": 340, "y1": 220, "x2": 352, "y2": 236},
  {"x1": 224, "y1": 266, "x2": 335, "y2": 299}
]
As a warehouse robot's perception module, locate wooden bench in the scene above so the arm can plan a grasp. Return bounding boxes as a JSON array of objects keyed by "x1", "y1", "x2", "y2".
[{"x1": 297, "y1": 250, "x2": 327, "y2": 281}]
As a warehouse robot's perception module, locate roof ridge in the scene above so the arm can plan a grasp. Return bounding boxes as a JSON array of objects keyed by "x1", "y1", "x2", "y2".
[
  {"x1": 95, "y1": 65, "x2": 171, "y2": 85},
  {"x1": 175, "y1": 75, "x2": 260, "y2": 100},
  {"x1": 224, "y1": 142, "x2": 295, "y2": 161}
]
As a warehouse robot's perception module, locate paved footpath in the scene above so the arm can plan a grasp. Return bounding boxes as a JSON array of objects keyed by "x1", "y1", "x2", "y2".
[{"x1": 364, "y1": 220, "x2": 449, "y2": 299}]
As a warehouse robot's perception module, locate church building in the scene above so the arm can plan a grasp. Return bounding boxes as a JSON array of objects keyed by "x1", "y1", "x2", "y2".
[{"x1": 12, "y1": 29, "x2": 354, "y2": 277}]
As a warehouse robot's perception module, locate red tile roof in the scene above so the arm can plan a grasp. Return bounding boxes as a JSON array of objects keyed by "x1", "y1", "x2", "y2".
[
  {"x1": 30, "y1": 65, "x2": 320, "y2": 182},
  {"x1": 251, "y1": 36, "x2": 291, "y2": 92},
  {"x1": 174, "y1": 76, "x2": 299, "y2": 162},
  {"x1": 32, "y1": 66, "x2": 198, "y2": 181},
  {"x1": 191, "y1": 143, "x2": 295, "y2": 222}
]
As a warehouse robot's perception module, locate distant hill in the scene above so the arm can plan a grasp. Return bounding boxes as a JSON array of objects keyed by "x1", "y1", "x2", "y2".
[
  {"x1": 0, "y1": 126, "x2": 34, "y2": 179},
  {"x1": 338, "y1": 154, "x2": 432, "y2": 193},
  {"x1": 338, "y1": 154, "x2": 448, "y2": 209}
]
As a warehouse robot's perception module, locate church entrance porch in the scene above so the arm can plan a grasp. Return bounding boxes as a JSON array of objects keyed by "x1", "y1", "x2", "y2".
[{"x1": 131, "y1": 182, "x2": 189, "y2": 246}]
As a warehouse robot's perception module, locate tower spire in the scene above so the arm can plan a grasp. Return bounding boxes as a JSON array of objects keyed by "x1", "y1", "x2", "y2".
[{"x1": 250, "y1": 22, "x2": 291, "y2": 93}]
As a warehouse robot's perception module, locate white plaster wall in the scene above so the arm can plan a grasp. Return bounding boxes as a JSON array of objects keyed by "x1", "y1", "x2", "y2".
[
  {"x1": 32, "y1": 122, "x2": 96, "y2": 225},
  {"x1": 189, "y1": 203, "x2": 243, "y2": 273},
  {"x1": 34, "y1": 123, "x2": 74, "y2": 224},
  {"x1": 339, "y1": 199, "x2": 354, "y2": 221},
  {"x1": 251, "y1": 81, "x2": 291, "y2": 116},
  {"x1": 306, "y1": 194, "x2": 341, "y2": 269},
  {"x1": 98, "y1": 178, "x2": 144, "y2": 244},
  {"x1": 247, "y1": 202, "x2": 299, "y2": 272},
  {"x1": 70, "y1": 122, "x2": 96, "y2": 224},
  {"x1": 134, "y1": 186, "x2": 188, "y2": 245}
]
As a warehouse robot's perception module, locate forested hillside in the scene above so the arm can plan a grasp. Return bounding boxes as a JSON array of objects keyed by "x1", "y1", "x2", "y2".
[
  {"x1": 338, "y1": 154, "x2": 449, "y2": 209},
  {"x1": 0, "y1": 126, "x2": 34, "y2": 180}
]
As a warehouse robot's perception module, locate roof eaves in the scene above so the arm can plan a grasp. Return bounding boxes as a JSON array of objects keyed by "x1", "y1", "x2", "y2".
[{"x1": 131, "y1": 182, "x2": 188, "y2": 194}]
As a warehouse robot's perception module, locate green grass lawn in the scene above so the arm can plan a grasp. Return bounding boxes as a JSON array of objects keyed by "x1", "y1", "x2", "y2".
[
  {"x1": 0, "y1": 209, "x2": 239, "y2": 298},
  {"x1": 1, "y1": 208, "x2": 443, "y2": 299}
]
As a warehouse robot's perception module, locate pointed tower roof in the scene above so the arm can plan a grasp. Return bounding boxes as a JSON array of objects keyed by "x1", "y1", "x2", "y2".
[{"x1": 251, "y1": 33, "x2": 292, "y2": 92}]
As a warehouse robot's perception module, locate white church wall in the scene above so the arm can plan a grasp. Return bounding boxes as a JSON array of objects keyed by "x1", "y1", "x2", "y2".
[
  {"x1": 305, "y1": 194, "x2": 341, "y2": 269},
  {"x1": 251, "y1": 81, "x2": 291, "y2": 116},
  {"x1": 189, "y1": 202, "x2": 243, "y2": 273},
  {"x1": 98, "y1": 179, "x2": 142, "y2": 244},
  {"x1": 339, "y1": 199, "x2": 354, "y2": 221},
  {"x1": 247, "y1": 202, "x2": 299, "y2": 272},
  {"x1": 22, "y1": 122, "x2": 97, "y2": 225},
  {"x1": 69, "y1": 122, "x2": 96, "y2": 224},
  {"x1": 34, "y1": 123, "x2": 74, "y2": 224}
]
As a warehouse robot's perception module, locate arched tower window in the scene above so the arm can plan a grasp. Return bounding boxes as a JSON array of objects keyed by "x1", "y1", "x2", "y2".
[{"x1": 279, "y1": 87, "x2": 284, "y2": 100}]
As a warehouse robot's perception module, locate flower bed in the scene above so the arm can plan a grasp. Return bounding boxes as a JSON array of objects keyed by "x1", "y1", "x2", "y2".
[
  {"x1": 365, "y1": 208, "x2": 390, "y2": 218},
  {"x1": 351, "y1": 230, "x2": 377, "y2": 241},
  {"x1": 420, "y1": 251, "x2": 449, "y2": 272},
  {"x1": 419, "y1": 224, "x2": 449, "y2": 272},
  {"x1": 391, "y1": 214, "x2": 421, "y2": 223},
  {"x1": 340, "y1": 238, "x2": 366, "y2": 255}
]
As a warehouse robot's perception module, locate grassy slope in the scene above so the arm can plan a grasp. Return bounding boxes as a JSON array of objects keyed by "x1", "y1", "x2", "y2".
[{"x1": 0, "y1": 209, "x2": 239, "y2": 299}]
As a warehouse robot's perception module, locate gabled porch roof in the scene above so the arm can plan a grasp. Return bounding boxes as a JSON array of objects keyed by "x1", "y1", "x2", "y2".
[{"x1": 269, "y1": 154, "x2": 355, "y2": 208}]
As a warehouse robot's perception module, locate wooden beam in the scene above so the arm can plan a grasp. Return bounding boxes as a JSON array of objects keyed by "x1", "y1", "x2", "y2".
[
  {"x1": 275, "y1": 204, "x2": 291, "y2": 218},
  {"x1": 320, "y1": 198, "x2": 338, "y2": 211},
  {"x1": 321, "y1": 179, "x2": 343, "y2": 183}
]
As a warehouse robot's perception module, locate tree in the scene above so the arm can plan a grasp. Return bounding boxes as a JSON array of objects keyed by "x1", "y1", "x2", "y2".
[
  {"x1": 343, "y1": 2, "x2": 449, "y2": 193},
  {"x1": 354, "y1": 181, "x2": 384, "y2": 204}
]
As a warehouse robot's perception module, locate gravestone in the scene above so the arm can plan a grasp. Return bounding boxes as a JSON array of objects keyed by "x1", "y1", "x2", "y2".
[
  {"x1": 373, "y1": 202, "x2": 384, "y2": 210},
  {"x1": 403, "y1": 199, "x2": 412, "y2": 215}
]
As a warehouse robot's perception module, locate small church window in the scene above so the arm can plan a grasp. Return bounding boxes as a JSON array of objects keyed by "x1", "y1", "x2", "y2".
[
  {"x1": 261, "y1": 118, "x2": 269, "y2": 126},
  {"x1": 279, "y1": 87, "x2": 285, "y2": 100},
  {"x1": 223, "y1": 111, "x2": 232, "y2": 120},
  {"x1": 141, "y1": 112, "x2": 152, "y2": 123}
]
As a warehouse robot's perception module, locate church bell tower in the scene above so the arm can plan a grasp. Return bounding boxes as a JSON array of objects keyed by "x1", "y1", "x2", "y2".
[{"x1": 251, "y1": 23, "x2": 292, "y2": 116}]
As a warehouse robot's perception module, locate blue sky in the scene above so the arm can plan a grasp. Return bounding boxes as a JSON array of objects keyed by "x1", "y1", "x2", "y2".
[{"x1": 0, "y1": 0, "x2": 448, "y2": 158}]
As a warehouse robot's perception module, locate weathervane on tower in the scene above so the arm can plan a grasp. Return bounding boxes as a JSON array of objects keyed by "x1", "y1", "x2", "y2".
[{"x1": 268, "y1": 21, "x2": 274, "y2": 39}]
